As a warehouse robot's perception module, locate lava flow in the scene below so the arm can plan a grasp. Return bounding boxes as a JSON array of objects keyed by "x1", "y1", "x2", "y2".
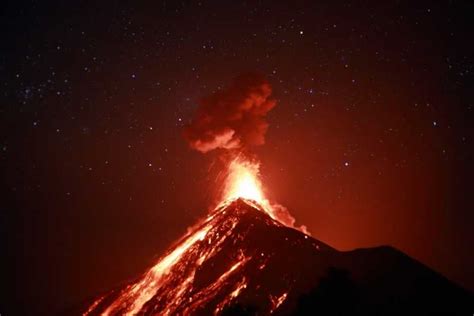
[{"x1": 83, "y1": 156, "x2": 302, "y2": 316}]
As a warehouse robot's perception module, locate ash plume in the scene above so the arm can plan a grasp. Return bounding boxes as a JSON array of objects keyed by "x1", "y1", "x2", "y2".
[
  {"x1": 182, "y1": 73, "x2": 308, "y2": 234},
  {"x1": 184, "y1": 73, "x2": 276, "y2": 153}
]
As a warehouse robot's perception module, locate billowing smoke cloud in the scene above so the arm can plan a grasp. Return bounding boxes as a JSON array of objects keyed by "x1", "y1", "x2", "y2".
[{"x1": 184, "y1": 73, "x2": 276, "y2": 153}]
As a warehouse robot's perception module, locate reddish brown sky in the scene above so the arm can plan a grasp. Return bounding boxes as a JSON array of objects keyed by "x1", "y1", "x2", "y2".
[{"x1": 1, "y1": 1, "x2": 473, "y2": 315}]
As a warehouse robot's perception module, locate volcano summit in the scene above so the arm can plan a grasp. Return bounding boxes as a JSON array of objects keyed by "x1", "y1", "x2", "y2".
[{"x1": 80, "y1": 198, "x2": 472, "y2": 315}]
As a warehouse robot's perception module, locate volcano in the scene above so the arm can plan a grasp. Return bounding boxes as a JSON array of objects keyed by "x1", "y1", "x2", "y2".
[{"x1": 80, "y1": 199, "x2": 473, "y2": 315}]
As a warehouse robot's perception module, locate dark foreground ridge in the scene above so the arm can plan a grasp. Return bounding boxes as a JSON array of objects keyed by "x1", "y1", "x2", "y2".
[{"x1": 75, "y1": 199, "x2": 473, "y2": 315}]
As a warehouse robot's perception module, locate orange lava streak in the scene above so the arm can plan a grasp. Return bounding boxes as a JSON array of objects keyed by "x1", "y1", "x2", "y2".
[
  {"x1": 214, "y1": 277, "x2": 248, "y2": 315},
  {"x1": 270, "y1": 292, "x2": 288, "y2": 313},
  {"x1": 82, "y1": 295, "x2": 105, "y2": 316},
  {"x1": 102, "y1": 222, "x2": 213, "y2": 315}
]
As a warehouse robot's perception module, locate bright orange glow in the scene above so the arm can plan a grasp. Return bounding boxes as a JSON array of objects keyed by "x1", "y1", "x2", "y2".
[
  {"x1": 219, "y1": 156, "x2": 304, "y2": 231},
  {"x1": 223, "y1": 158, "x2": 265, "y2": 204},
  {"x1": 220, "y1": 156, "x2": 280, "y2": 221}
]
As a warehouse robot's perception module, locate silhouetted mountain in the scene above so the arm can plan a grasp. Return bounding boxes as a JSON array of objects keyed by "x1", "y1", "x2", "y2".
[{"x1": 79, "y1": 199, "x2": 473, "y2": 315}]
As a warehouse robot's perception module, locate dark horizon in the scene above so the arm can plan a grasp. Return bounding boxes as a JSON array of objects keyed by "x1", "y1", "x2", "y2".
[{"x1": 1, "y1": 1, "x2": 474, "y2": 315}]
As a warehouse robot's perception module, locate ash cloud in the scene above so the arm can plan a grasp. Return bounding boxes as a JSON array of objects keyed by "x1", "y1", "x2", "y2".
[{"x1": 184, "y1": 73, "x2": 276, "y2": 153}]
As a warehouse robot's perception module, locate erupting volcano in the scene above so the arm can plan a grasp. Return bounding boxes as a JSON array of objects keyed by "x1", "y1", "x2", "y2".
[
  {"x1": 82, "y1": 155, "x2": 312, "y2": 315},
  {"x1": 81, "y1": 156, "x2": 472, "y2": 316},
  {"x1": 79, "y1": 74, "x2": 472, "y2": 315}
]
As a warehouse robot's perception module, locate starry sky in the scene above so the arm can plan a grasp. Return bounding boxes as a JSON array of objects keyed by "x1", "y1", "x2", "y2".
[{"x1": 1, "y1": 1, "x2": 474, "y2": 314}]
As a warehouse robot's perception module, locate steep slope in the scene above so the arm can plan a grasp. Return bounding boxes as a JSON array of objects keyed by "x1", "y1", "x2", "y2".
[{"x1": 81, "y1": 199, "x2": 473, "y2": 315}]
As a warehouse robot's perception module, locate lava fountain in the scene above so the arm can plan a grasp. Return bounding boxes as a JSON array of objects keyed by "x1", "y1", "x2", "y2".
[
  {"x1": 223, "y1": 157, "x2": 264, "y2": 204},
  {"x1": 219, "y1": 156, "x2": 302, "y2": 230}
]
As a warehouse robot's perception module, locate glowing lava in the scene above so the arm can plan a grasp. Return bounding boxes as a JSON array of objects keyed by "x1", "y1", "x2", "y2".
[
  {"x1": 223, "y1": 157, "x2": 265, "y2": 204},
  {"x1": 83, "y1": 200, "x2": 274, "y2": 316},
  {"x1": 220, "y1": 156, "x2": 291, "y2": 227}
]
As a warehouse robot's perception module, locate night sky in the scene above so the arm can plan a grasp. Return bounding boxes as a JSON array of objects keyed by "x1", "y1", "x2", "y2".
[{"x1": 1, "y1": 1, "x2": 474, "y2": 314}]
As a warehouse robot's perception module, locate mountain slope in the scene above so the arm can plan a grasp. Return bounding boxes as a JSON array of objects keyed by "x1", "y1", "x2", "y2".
[{"x1": 80, "y1": 199, "x2": 473, "y2": 315}]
